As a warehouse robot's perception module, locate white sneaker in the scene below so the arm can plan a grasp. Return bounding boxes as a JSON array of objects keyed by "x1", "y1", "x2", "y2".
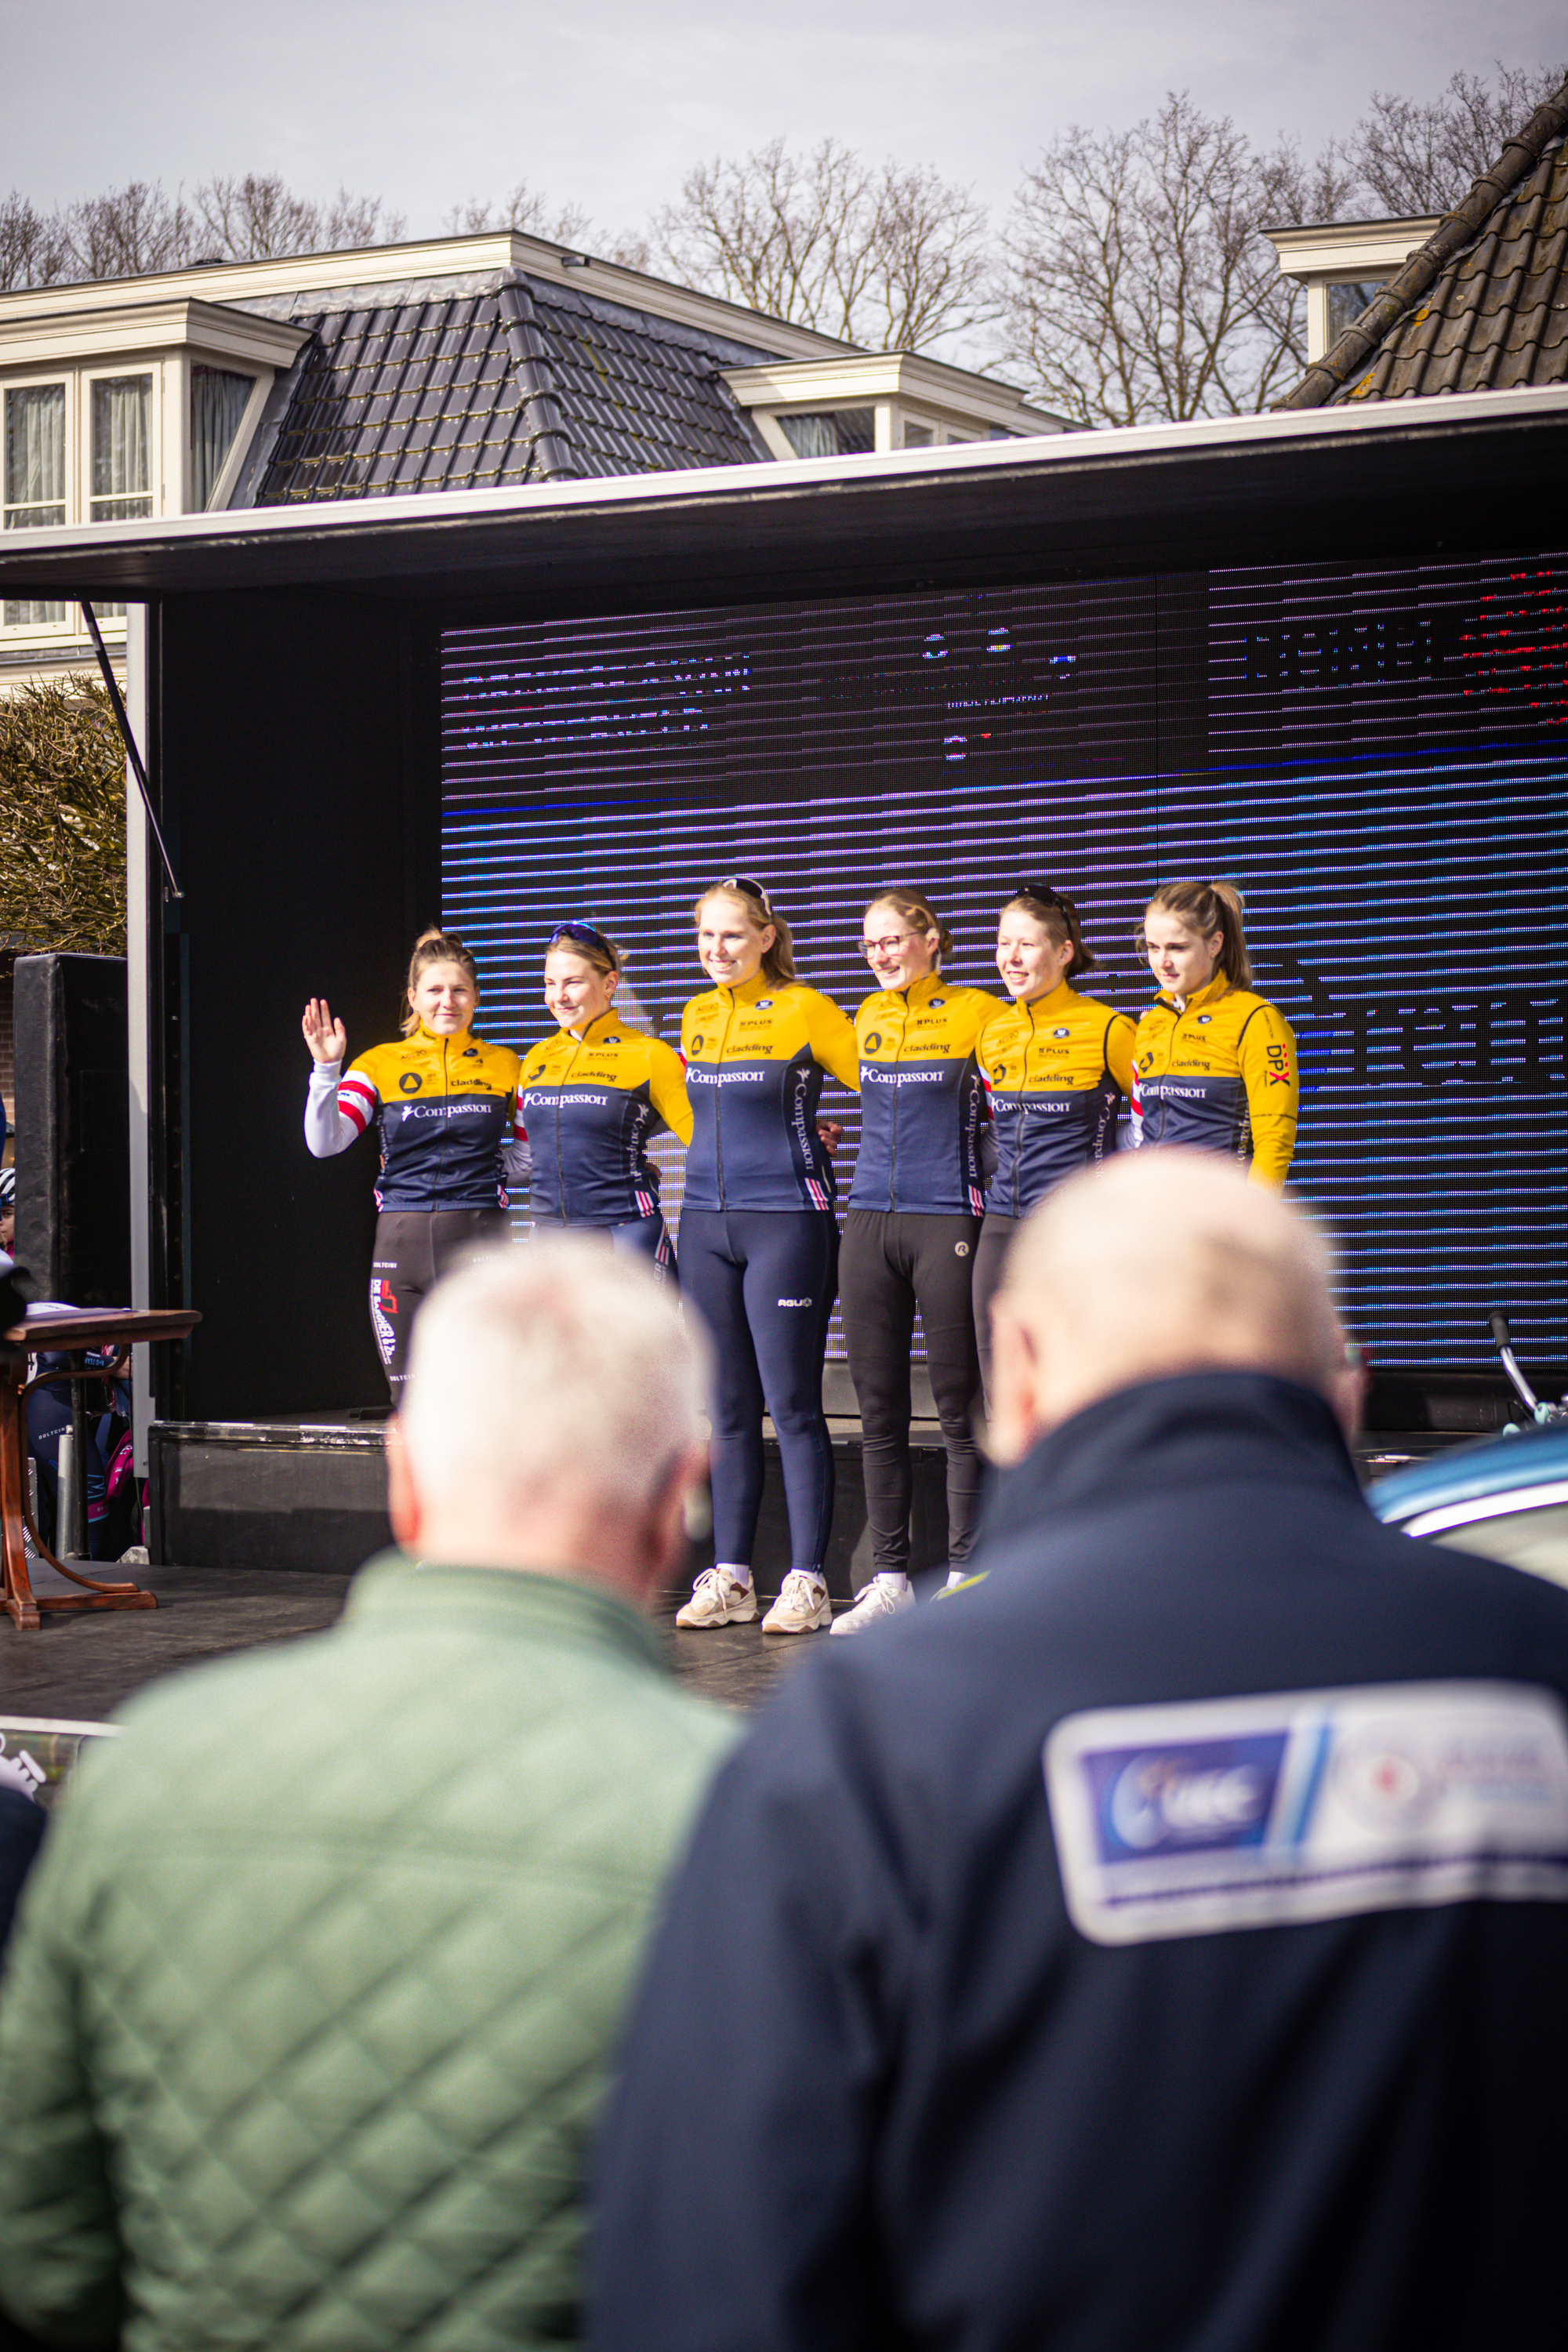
[
  {"x1": 675, "y1": 1566, "x2": 758, "y2": 1628},
  {"x1": 760, "y1": 1570, "x2": 831, "y2": 1635},
  {"x1": 830, "y1": 1577, "x2": 916, "y2": 1638}
]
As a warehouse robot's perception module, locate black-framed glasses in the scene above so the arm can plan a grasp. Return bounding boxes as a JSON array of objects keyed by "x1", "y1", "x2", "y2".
[
  {"x1": 547, "y1": 920, "x2": 612, "y2": 953},
  {"x1": 719, "y1": 874, "x2": 771, "y2": 912}
]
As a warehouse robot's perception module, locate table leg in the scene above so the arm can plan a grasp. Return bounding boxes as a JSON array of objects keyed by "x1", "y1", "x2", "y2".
[{"x1": 0, "y1": 1367, "x2": 41, "y2": 1631}]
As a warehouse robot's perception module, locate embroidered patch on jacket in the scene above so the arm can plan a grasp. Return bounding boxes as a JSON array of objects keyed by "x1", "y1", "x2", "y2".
[{"x1": 1044, "y1": 1681, "x2": 1568, "y2": 1945}]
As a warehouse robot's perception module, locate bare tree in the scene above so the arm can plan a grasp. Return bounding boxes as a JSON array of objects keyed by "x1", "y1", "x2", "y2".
[
  {"x1": 1344, "y1": 63, "x2": 1567, "y2": 216},
  {"x1": 1004, "y1": 93, "x2": 1338, "y2": 426},
  {"x1": 443, "y1": 180, "x2": 590, "y2": 245},
  {"x1": 193, "y1": 173, "x2": 404, "y2": 260},
  {"x1": 0, "y1": 191, "x2": 71, "y2": 292},
  {"x1": 63, "y1": 180, "x2": 197, "y2": 279},
  {"x1": 654, "y1": 137, "x2": 996, "y2": 352}
]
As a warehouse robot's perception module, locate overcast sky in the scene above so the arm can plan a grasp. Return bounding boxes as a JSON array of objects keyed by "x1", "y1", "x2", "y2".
[{"x1": 8, "y1": 0, "x2": 1565, "y2": 252}]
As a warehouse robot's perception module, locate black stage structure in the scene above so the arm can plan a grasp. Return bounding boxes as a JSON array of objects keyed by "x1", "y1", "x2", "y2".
[{"x1": 1, "y1": 389, "x2": 1565, "y2": 1579}]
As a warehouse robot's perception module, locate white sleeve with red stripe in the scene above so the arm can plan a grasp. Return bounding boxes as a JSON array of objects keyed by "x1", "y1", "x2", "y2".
[
  {"x1": 304, "y1": 1061, "x2": 376, "y2": 1157},
  {"x1": 500, "y1": 1091, "x2": 532, "y2": 1185}
]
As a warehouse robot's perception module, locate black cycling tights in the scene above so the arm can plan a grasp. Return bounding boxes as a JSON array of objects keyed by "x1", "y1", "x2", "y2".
[
  {"x1": 840, "y1": 1209, "x2": 983, "y2": 1576},
  {"x1": 971, "y1": 1211, "x2": 1022, "y2": 1410},
  {"x1": 370, "y1": 1210, "x2": 509, "y2": 1400},
  {"x1": 678, "y1": 1208, "x2": 837, "y2": 1576}
]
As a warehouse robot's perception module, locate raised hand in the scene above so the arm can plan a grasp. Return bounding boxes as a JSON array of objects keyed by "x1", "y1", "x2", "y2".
[{"x1": 302, "y1": 997, "x2": 347, "y2": 1064}]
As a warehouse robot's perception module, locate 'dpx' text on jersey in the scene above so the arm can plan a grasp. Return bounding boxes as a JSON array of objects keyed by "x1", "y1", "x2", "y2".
[
  {"x1": 681, "y1": 975, "x2": 859, "y2": 1211},
  {"x1": 1131, "y1": 974, "x2": 1298, "y2": 1185},
  {"x1": 338, "y1": 1029, "x2": 523, "y2": 1210},
  {"x1": 517, "y1": 1014, "x2": 691, "y2": 1225},
  {"x1": 850, "y1": 973, "x2": 999, "y2": 1214}
]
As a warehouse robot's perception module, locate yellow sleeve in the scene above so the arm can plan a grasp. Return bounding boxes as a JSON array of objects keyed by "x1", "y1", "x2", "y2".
[
  {"x1": 1105, "y1": 1013, "x2": 1136, "y2": 1098},
  {"x1": 1239, "y1": 1001, "x2": 1299, "y2": 1187},
  {"x1": 648, "y1": 1039, "x2": 693, "y2": 1145},
  {"x1": 805, "y1": 990, "x2": 861, "y2": 1093}
]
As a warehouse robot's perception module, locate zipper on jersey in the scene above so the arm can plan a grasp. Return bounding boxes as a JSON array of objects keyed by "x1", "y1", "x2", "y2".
[
  {"x1": 887, "y1": 989, "x2": 904, "y2": 1210},
  {"x1": 555, "y1": 1033, "x2": 577, "y2": 1223},
  {"x1": 714, "y1": 986, "x2": 734, "y2": 1208}
]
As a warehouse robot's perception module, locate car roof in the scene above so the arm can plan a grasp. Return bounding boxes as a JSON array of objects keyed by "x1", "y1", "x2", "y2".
[{"x1": 1370, "y1": 1424, "x2": 1568, "y2": 1523}]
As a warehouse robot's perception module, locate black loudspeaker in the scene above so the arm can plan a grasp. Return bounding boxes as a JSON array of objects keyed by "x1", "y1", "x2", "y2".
[{"x1": 13, "y1": 953, "x2": 129, "y2": 1308}]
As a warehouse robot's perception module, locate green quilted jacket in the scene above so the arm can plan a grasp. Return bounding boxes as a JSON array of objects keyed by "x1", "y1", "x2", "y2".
[{"x1": 0, "y1": 1552, "x2": 739, "y2": 2350}]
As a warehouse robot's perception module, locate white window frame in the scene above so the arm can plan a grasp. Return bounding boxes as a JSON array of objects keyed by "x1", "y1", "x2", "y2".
[
  {"x1": 82, "y1": 360, "x2": 162, "y2": 528},
  {"x1": 1, "y1": 370, "x2": 77, "y2": 636}
]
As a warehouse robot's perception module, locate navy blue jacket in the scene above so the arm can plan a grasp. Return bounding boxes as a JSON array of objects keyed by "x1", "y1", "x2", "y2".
[{"x1": 592, "y1": 1372, "x2": 1568, "y2": 2352}]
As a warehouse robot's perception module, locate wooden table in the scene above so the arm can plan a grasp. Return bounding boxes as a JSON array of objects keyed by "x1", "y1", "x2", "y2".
[{"x1": 1, "y1": 1308, "x2": 201, "y2": 1631}]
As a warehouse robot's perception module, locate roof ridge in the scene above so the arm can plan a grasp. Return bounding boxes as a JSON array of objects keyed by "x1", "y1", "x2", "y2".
[
  {"x1": 495, "y1": 278, "x2": 580, "y2": 484},
  {"x1": 1278, "y1": 76, "x2": 1568, "y2": 409}
]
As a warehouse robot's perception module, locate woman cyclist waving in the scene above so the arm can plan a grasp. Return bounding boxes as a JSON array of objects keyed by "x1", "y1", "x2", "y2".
[
  {"x1": 517, "y1": 920, "x2": 691, "y2": 1275},
  {"x1": 303, "y1": 928, "x2": 524, "y2": 1398},
  {"x1": 1132, "y1": 879, "x2": 1298, "y2": 1186},
  {"x1": 673, "y1": 877, "x2": 859, "y2": 1638}
]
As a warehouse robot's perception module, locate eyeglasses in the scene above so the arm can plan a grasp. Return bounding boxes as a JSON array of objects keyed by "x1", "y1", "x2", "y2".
[
  {"x1": 547, "y1": 920, "x2": 612, "y2": 955},
  {"x1": 719, "y1": 874, "x2": 771, "y2": 912},
  {"x1": 862, "y1": 932, "x2": 921, "y2": 959}
]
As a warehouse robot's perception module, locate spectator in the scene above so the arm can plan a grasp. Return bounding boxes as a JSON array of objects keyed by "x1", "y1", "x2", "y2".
[
  {"x1": 0, "y1": 1241, "x2": 736, "y2": 2350},
  {"x1": 0, "y1": 1763, "x2": 45, "y2": 1958},
  {"x1": 592, "y1": 1151, "x2": 1568, "y2": 2352}
]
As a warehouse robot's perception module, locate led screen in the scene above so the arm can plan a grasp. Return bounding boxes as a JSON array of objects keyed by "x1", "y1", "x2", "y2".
[{"x1": 441, "y1": 559, "x2": 1567, "y2": 1370}]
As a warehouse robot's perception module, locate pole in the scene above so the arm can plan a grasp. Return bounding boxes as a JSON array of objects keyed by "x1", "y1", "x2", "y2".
[{"x1": 79, "y1": 601, "x2": 182, "y2": 901}]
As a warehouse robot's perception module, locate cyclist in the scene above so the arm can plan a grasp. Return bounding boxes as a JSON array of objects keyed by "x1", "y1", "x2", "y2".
[
  {"x1": 302, "y1": 928, "x2": 524, "y2": 1399},
  {"x1": 517, "y1": 920, "x2": 691, "y2": 1276},
  {"x1": 973, "y1": 885, "x2": 1134, "y2": 1403},
  {"x1": 1132, "y1": 880, "x2": 1298, "y2": 1187},
  {"x1": 835, "y1": 890, "x2": 999, "y2": 1634},
  {"x1": 673, "y1": 877, "x2": 859, "y2": 1638}
]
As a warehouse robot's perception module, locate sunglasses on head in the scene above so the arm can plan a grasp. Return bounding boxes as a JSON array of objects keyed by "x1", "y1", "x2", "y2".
[
  {"x1": 1016, "y1": 881, "x2": 1069, "y2": 911},
  {"x1": 720, "y1": 874, "x2": 772, "y2": 913},
  {"x1": 547, "y1": 920, "x2": 612, "y2": 954}
]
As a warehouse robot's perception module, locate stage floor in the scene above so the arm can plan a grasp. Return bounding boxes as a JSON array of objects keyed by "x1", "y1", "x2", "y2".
[{"x1": 0, "y1": 1560, "x2": 820, "y2": 1729}]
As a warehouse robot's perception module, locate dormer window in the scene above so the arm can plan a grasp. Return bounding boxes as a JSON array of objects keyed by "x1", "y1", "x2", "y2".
[
  {"x1": 191, "y1": 366, "x2": 255, "y2": 510},
  {"x1": 4, "y1": 383, "x2": 67, "y2": 626},
  {"x1": 5, "y1": 384, "x2": 66, "y2": 530},
  {"x1": 90, "y1": 375, "x2": 153, "y2": 522},
  {"x1": 776, "y1": 409, "x2": 875, "y2": 457}
]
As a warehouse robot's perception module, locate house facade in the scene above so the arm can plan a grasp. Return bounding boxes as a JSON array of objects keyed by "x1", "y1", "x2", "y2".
[{"x1": 0, "y1": 230, "x2": 1064, "y2": 693}]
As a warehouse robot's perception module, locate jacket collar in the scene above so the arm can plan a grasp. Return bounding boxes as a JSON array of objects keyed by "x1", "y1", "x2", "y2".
[
  {"x1": 1022, "y1": 979, "x2": 1076, "y2": 1022},
  {"x1": 415, "y1": 1021, "x2": 474, "y2": 1047},
  {"x1": 982, "y1": 1369, "x2": 1359, "y2": 1552},
  {"x1": 713, "y1": 971, "x2": 769, "y2": 1008},
  {"x1": 344, "y1": 1551, "x2": 666, "y2": 1673},
  {"x1": 563, "y1": 1008, "x2": 620, "y2": 1047},
  {"x1": 1156, "y1": 972, "x2": 1231, "y2": 1017}
]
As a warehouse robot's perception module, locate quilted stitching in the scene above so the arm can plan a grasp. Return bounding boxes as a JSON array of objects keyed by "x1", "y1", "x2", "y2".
[{"x1": 0, "y1": 1559, "x2": 738, "y2": 2349}]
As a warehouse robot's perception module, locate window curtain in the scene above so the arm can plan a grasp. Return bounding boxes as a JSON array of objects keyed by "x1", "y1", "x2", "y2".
[
  {"x1": 91, "y1": 375, "x2": 153, "y2": 520},
  {"x1": 191, "y1": 367, "x2": 254, "y2": 510},
  {"x1": 4, "y1": 384, "x2": 66, "y2": 524}
]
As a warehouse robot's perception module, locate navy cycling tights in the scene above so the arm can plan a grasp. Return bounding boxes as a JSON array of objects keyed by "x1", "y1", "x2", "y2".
[{"x1": 677, "y1": 1208, "x2": 837, "y2": 1575}]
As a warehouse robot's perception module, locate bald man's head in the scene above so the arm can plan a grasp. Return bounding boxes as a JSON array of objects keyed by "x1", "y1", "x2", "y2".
[{"x1": 988, "y1": 1151, "x2": 1347, "y2": 1461}]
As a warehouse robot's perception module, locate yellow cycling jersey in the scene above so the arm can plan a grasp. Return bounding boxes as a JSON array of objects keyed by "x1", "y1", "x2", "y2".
[
  {"x1": 517, "y1": 1013, "x2": 691, "y2": 1225},
  {"x1": 978, "y1": 982, "x2": 1136, "y2": 1214},
  {"x1": 1131, "y1": 974, "x2": 1298, "y2": 1186},
  {"x1": 337, "y1": 1028, "x2": 524, "y2": 1211},
  {"x1": 851, "y1": 973, "x2": 1000, "y2": 1214},
  {"x1": 681, "y1": 973, "x2": 859, "y2": 1211}
]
